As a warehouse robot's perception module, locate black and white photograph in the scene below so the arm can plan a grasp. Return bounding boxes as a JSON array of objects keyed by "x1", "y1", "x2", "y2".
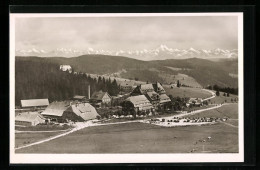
[{"x1": 9, "y1": 13, "x2": 244, "y2": 163}]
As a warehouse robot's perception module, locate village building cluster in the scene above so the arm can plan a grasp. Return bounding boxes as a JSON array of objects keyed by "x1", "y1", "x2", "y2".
[
  {"x1": 15, "y1": 81, "x2": 174, "y2": 126},
  {"x1": 15, "y1": 65, "x2": 206, "y2": 127}
]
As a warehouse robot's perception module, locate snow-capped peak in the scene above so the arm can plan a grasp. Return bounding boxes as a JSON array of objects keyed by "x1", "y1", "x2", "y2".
[{"x1": 15, "y1": 46, "x2": 238, "y2": 60}]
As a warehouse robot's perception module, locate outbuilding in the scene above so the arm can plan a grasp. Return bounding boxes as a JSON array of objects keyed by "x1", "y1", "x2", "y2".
[{"x1": 15, "y1": 112, "x2": 46, "y2": 126}]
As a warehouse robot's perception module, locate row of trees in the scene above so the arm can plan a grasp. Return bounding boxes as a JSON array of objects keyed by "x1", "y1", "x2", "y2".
[
  {"x1": 15, "y1": 59, "x2": 120, "y2": 106},
  {"x1": 207, "y1": 84, "x2": 238, "y2": 95}
]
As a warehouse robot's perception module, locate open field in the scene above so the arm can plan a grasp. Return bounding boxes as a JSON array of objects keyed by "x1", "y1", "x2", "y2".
[
  {"x1": 15, "y1": 131, "x2": 63, "y2": 148},
  {"x1": 15, "y1": 124, "x2": 72, "y2": 131},
  {"x1": 164, "y1": 86, "x2": 212, "y2": 99},
  {"x1": 188, "y1": 104, "x2": 238, "y2": 119},
  {"x1": 16, "y1": 121, "x2": 238, "y2": 153},
  {"x1": 209, "y1": 92, "x2": 238, "y2": 104},
  {"x1": 159, "y1": 73, "x2": 202, "y2": 88}
]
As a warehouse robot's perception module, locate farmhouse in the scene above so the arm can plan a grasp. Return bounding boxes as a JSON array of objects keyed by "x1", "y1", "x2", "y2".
[
  {"x1": 41, "y1": 101, "x2": 99, "y2": 122},
  {"x1": 145, "y1": 92, "x2": 171, "y2": 110},
  {"x1": 159, "y1": 94, "x2": 171, "y2": 104},
  {"x1": 60, "y1": 65, "x2": 72, "y2": 72},
  {"x1": 15, "y1": 112, "x2": 46, "y2": 126},
  {"x1": 145, "y1": 91, "x2": 160, "y2": 105},
  {"x1": 20, "y1": 99, "x2": 49, "y2": 110},
  {"x1": 131, "y1": 82, "x2": 166, "y2": 96},
  {"x1": 90, "y1": 90, "x2": 111, "y2": 105},
  {"x1": 188, "y1": 98, "x2": 203, "y2": 106},
  {"x1": 122, "y1": 95, "x2": 154, "y2": 114},
  {"x1": 119, "y1": 81, "x2": 137, "y2": 92},
  {"x1": 130, "y1": 82, "x2": 170, "y2": 110}
]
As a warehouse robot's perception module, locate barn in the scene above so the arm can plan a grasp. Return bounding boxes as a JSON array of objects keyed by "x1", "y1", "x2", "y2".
[
  {"x1": 15, "y1": 112, "x2": 46, "y2": 126},
  {"x1": 122, "y1": 95, "x2": 154, "y2": 114},
  {"x1": 91, "y1": 90, "x2": 112, "y2": 105},
  {"x1": 20, "y1": 99, "x2": 49, "y2": 109},
  {"x1": 131, "y1": 82, "x2": 166, "y2": 96},
  {"x1": 41, "y1": 101, "x2": 99, "y2": 122}
]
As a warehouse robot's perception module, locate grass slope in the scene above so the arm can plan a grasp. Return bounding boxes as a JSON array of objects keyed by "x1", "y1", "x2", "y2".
[
  {"x1": 209, "y1": 92, "x2": 238, "y2": 104},
  {"x1": 188, "y1": 104, "x2": 238, "y2": 119},
  {"x1": 15, "y1": 131, "x2": 63, "y2": 149},
  {"x1": 16, "y1": 122, "x2": 238, "y2": 153},
  {"x1": 163, "y1": 86, "x2": 212, "y2": 99}
]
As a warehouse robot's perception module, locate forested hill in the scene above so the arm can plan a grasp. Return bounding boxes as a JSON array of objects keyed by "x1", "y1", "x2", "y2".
[
  {"x1": 15, "y1": 57, "x2": 120, "y2": 106},
  {"x1": 16, "y1": 55, "x2": 238, "y2": 89},
  {"x1": 149, "y1": 58, "x2": 238, "y2": 88},
  {"x1": 43, "y1": 54, "x2": 149, "y2": 74}
]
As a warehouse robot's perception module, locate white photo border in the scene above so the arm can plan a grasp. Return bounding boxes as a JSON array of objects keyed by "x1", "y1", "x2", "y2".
[{"x1": 9, "y1": 13, "x2": 244, "y2": 164}]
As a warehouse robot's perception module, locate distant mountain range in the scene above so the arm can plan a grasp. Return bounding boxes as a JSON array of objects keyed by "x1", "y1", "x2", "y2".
[{"x1": 16, "y1": 45, "x2": 238, "y2": 60}]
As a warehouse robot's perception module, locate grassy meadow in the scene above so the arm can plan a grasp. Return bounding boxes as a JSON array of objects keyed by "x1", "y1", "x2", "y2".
[
  {"x1": 16, "y1": 121, "x2": 238, "y2": 153},
  {"x1": 164, "y1": 86, "x2": 212, "y2": 99},
  {"x1": 15, "y1": 131, "x2": 64, "y2": 149}
]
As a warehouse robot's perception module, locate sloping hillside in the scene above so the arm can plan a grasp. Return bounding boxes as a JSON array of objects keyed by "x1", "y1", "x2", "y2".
[
  {"x1": 149, "y1": 58, "x2": 238, "y2": 88},
  {"x1": 16, "y1": 55, "x2": 238, "y2": 88}
]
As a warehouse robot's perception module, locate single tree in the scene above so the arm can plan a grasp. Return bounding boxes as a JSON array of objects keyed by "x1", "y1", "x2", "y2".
[
  {"x1": 223, "y1": 93, "x2": 226, "y2": 96},
  {"x1": 177, "y1": 80, "x2": 180, "y2": 88},
  {"x1": 227, "y1": 92, "x2": 230, "y2": 97},
  {"x1": 216, "y1": 90, "x2": 220, "y2": 96}
]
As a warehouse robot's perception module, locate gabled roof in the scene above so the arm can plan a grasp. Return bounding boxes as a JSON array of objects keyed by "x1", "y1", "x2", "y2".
[
  {"x1": 21, "y1": 99, "x2": 49, "y2": 107},
  {"x1": 70, "y1": 103, "x2": 99, "y2": 120},
  {"x1": 91, "y1": 91, "x2": 111, "y2": 100},
  {"x1": 146, "y1": 91, "x2": 159, "y2": 101},
  {"x1": 41, "y1": 101, "x2": 70, "y2": 117},
  {"x1": 140, "y1": 84, "x2": 154, "y2": 92},
  {"x1": 15, "y1": 112, "x2": 45, "y2": 122},
  {"x1": 159, "y1": 94, "x2": 171, "y2": 103},
  {"x1": 42, "y1": 101, "x2": 99, "y2": 120},
  {"x1": 132, "y1": 82, "x2": 166, "y2": 95},
  {"x1": 126, "y1": 95, "x2": 152, "y2": 106},
  {"x1": 153, "y1": 82, "x2": 166, "y2": 94}
]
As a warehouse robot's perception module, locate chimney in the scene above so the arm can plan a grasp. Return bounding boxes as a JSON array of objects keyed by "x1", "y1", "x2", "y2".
[{"x1": 88, "y1": 85, "x2": 90, "y2": 99}]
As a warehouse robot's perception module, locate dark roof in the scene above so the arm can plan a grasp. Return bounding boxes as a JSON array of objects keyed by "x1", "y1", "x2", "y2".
[
  {"x1": 21, "y1": 99, "x2": 49, "y2": 107},
  {"x1": 153, "y1": 82, "x2": 166, "y2": 94},
  {"x1": 146, "y1": 91, "x2": 159, "y2": 101},
  {"x1": 91, "y1": 91, "x2": 110, "y2": 100},
  {"x1": 159, "y1": 94, "x2": 171, "y2": 103},
  {"x1": 132, "y1": 82, "x2": 166, "y2": 95}
]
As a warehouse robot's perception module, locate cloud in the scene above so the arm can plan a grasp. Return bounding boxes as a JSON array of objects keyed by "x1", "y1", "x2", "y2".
[{"x1": 15, "y1": 16, "x2": 238, "y2": 50}]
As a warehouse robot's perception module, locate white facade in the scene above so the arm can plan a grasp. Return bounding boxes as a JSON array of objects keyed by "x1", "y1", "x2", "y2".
[{"x1": 60, "y1": 65, "x2": 72, "y2": 72}]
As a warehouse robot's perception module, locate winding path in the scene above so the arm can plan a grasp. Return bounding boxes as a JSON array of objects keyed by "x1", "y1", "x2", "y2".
[{"x1": 201, "y1": 89, "x2": 216, "y2": 101}]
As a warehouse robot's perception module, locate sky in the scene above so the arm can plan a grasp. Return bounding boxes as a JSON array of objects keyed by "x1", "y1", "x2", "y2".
[{"x1": 15, "y1": 16, "x2": 238, "y2": 51}]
